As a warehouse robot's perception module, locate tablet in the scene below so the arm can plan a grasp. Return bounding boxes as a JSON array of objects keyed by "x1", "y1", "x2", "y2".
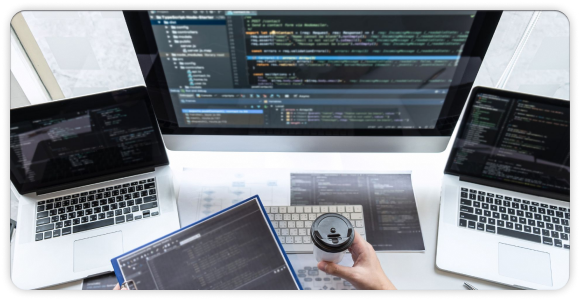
[{"x1": 111, "y1": 195, "x2": 301, "y2": 290}]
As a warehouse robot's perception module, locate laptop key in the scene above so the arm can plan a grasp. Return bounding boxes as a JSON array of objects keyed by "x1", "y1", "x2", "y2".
[
  {"x1": 542, "y1": 229, "x2": 550, "y2": 236},
  {"x1": 542, "y1": 237, "x2": 553, "y2": 246},
  {"x1": 115, "y1": 209, "x2": 122, "y2": 216},
  {"x1": 537, "y1": 221, "x2": 545, "y2": 228},
  {"x1": 533, "y1": 227, "x2": 541, "y2": 234},
  {"x1": 460, "y1": 206, "x2": 473, "y2": 213},
  {"x1": 35, "y1": 233, "x2": 43, "y2": 241},
  {"x1": 36, "y1": 223, "x2": 54, "y2": 233},
  {"x1": 460, "y1": 199, "x2": 472, "y2": 206},
  {"x1": 44, "y1": 231, "x2": 52, "y2": 239},
  {"x1": 36, "y1": 217, "x2": 50, "y2": 226},
  {"x1": 488, "y1": 218, "x2": 496, "y2": 225},
  {"x1": 497, "y1": 227, "x2": 541, "y2": 243},
  {"x1": 73, "y1": 218, "x2": 115, "y2": 233},
  {"x1": 53, "y1": 229, "x2": 61, "y2": 238},
  {"x1": 551, "y1": 231, "x2": 559, "y2": 238},
  {"x1": 132, "y1": 205, "x2": 139, "y2": 212},
  {"x1": 62, "y1": 227, "x2": 71, "y2": 235},
  {"x1": 497, "y1": 220, "x2": 505, "y2": 227},
  {"x1": 468, "y1": 221, "x2": 476, "y2": 229},
  {"x1": 140, "y1": 202, "x2": 158, "y2": 211},
  {"x1": 126, "y1": 214, "x2": 134, "y2": 222},
  {"x1": 475, "y1": 209, "x2": 482, "y2": 215},
  {"x1": 486, "y1": 225, "x2": 495, "y2": 233},
  {"x1": 554, "y1": 239, "x2": 562, "y2": 247},
  {"x1": 524, "y1": 226, "x2": 531, "y2": 233},
  {"x1": 484, "y1": 210, "x2": 491, "y2": 217},
  {"x1": 546, "y1": 223, "x2": 554, "y2": 230},
  {"x1": 477, "y1": 223, "x2": 484, "y2": 231},
  {"x1": 116, "y1": 216, "x2": 125, "y2": 224},
  {"x1": 515, "y1": 224, "x2": 523, "y2": 231},
  {"x1": 98, "y1": 213, "x2": 106, "y2": 219},
  {"x1": 459, "y1": 219, "x2": 467, "y2": 227},
  {"x1": 506, "y1": 222, "x2": 514, "y2": 229},
  {"x1": 561, "y1": 233, "x2": 568, "y2": 240},
  {"x1": 37, "y1": 211, "x2": 49, "y2": 219}
]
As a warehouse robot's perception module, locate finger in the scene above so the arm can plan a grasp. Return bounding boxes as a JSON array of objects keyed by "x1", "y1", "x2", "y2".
[
  {"x1": 349, "y1": 231, "x2": 367, "y2": 258},
  {"x1": 318, "y1": 261, "x2": 357, "y2": 282},
  {"x1": 113, "y1": 283, "x2": 121, "y2": 290}
]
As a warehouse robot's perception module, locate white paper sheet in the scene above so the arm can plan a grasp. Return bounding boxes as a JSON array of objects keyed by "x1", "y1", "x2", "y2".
[{"x1": 177, "y1": 168, "x2": 291, "y2": 226}]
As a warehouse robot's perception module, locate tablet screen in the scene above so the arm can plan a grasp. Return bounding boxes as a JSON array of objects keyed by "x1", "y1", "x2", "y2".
[{"x1": 113, "y1": 197, "x2": 300, "y2": 290}]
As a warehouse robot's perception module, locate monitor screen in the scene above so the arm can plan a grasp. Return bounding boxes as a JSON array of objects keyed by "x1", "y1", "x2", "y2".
[
  {"x1": 10, "y1": 87, "x2": 169, "y2": 194},
  {"x1": 446, "y1": 89, "x2": 570, "y2": 199},
  {"x1": 124, "y1": 10, "x2": 501, "y2": 136},
  {"x1": 114, "y1": 197, "x2": 300, "y2": 290}
]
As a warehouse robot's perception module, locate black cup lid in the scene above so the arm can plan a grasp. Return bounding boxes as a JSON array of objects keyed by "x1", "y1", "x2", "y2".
[{"x1": 310, "y1": 213, "x2": 355, "y2": 253}]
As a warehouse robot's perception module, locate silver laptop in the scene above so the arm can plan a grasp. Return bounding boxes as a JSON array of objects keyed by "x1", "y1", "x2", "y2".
[
  {"x1": 436, "y1": 87, "x2": 570, "y2": 290},
  {"x1": 10, "y1": 86, "x2": 180, "y2": 289}
]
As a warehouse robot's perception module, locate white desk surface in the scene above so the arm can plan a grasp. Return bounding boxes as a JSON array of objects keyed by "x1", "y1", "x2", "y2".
[{"x1": 45, "y1": 148, "x2": 511, "y2": 290}]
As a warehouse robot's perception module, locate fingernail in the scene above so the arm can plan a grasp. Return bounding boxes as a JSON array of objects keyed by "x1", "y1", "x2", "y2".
[{"x1": 319, "y1": 262, "x2": 327, "y2": 271}]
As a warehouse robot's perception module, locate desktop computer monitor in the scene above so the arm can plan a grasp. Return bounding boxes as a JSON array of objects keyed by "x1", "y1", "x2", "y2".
[{"x1": 123, "y1": 10, "x2": 502, "y2": 152}]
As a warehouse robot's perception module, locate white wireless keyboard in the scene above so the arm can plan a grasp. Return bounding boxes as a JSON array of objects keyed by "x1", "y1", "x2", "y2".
[{"x1": 265, "y1": 205, "x2": 366, "y2": 253}]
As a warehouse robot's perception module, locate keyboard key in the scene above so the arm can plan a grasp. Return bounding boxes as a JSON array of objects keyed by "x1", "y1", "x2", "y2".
[
  {"x1": 484, "y1": 211, "x2": 491, "y2": 217},
  {"x1": 36, "y1": 217, "x2": 50, "y2": 226},
  {"x1": 546, "y1": 223, "x2": 554, "y2": 230},
  {"x1": 519, "y1": 217, "x2": 526, "y2": 224},
  {"x1": 542, "y1": 229, "x2": 550, "y2": 236},
  {"x1": 53, "y1": 229, "x2": 61, "y2": 238},
  {"x1": 542, "y1": 237, "x2": 553, "y2": 246},
  {"x1": 473, "y1": 202, "x2": 481, "y2": 208},
  {"x1": 143, "y1": 195, "x2": 157, "y2": 203},
  {"x1": 460, "y1": 199, "x2": 472, "y2": 206},
  {"x1": 486, "y1": 225, "x2": 496, "y2": 233},
  {"x1": 460, "y1": 206, "x2": 473, "y2": 213},
  {"x1": 475, "y1": 209, "x2": 482, "y2": 215},
  {"x1": 501, "y1": 214, "x2": 509, "y2": 220},
  {"x1": 528, "y1": 219, "x2": 536, "y2": 226},
  {"x1": 488, "y1": 218, "x2": 496, "y2": 225},
  {"x1": 36, "y1": 223, "x2": 54, "y2": 233},
  {"x1": 127, "y1": 214, "x2": 134, "y2": 221},
  {"x1": 515, "y1": 224, "x2": 523, "y2": 231},
  {"x1": 477, "y1": 223, "x2": 484, "y2": 231},
  {"x1": 561, "y1": 233, "x2": 568, "y2": 240},
  {"x1": 533, "y1": 227, "x2": 540, "y2": 234},
  {"x1": 554, "y1": 239, "x2": 562, "y2": 247},
  {"x1": 35, "y1": 233, "x2": 43, "y2": 241},
  {"x1": 497, "y1": 220, "x2": 505, "y2": 227},
  {"x1": 37, "y1": 211, "x2": 49, "y2": 219},
  {"x1": 73, "y1": 218, "x2": 115, "y2": 233},
  {"x1": 537, "y1": 221, "x2": 545, "y2": 228},
  {"x1": 459, "y1": 219, "x2": 467, "y2": 227},
  {"x1": 116, "y1": 216, "x2": 125, "y2": 224},
  {"x1": 44, "y1": 231, "x2": 52, "y2": 239},
  {"x1": 524, "y1": 226, "x2": 531, "y2": 233},
  {"x1": 140, "y1": 202, "x2": 158, "y2": 210},
  {"x1": 531, "y1": 202, "x2": 539, "y2": 206},
  {"x1": 497, "y1": 227, "x2": 541, "y2": 243},
  {"x1": 551, "y1": 231, "x2": 559, "y2": 238},
  {"x1": 479, "y1": 216, "x2": 486, "y2": 223},
  {"x1": 468, "y1": 221, "x2": 476, "y2": 229},
  {"x1": 506, "y1": 222, "x2": 514, "y2": 229}
]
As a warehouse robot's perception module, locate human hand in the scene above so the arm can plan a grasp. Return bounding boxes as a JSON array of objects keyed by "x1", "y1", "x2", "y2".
[
  {"x1": 113, "y1": 283, "x2": 128, "y2": 290},
  {"x1": 317, "y1": 231, "x2": 396, "y2": 290}
]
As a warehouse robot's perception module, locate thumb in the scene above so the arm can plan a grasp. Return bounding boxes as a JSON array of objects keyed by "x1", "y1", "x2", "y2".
[{"x1": 318, "y1": 261, "x2": 355, "y2": 281}]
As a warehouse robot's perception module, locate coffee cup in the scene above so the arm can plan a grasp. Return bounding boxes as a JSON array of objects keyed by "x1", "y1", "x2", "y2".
[{"x1": 310, "y1": 213, "x2": 355, "y2": 264}]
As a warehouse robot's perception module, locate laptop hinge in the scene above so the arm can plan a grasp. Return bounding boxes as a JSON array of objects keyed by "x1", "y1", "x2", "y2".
[
  {"x1": 459, "y1": 175, "x2": 569, "y2": 202},
  {"x1": 35, "y1": 167, "x2": 156, "y2": 196}
]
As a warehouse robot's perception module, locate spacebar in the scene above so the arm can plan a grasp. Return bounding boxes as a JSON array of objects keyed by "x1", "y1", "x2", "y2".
[
  {"x1": 73, "y1": 218, "x2": 115, "y2": 233},
  {"x1": 497, "y1": 227, "x2": 541, "y2": 243}
]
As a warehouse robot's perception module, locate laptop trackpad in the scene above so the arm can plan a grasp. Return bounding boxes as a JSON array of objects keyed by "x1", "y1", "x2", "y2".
[
  {"x1": 74, "y1": 232, "x2": 123, "y2": 272},
  {"x1": 498, "y1": 243, "x2": 552, "y2": 286}
]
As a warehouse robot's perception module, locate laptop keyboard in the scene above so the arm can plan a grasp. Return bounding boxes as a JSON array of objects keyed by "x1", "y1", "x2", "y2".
[
  {"x1": 458, "y1": 187, "x2": 570, "y2": 249},
  {"x1": 34, "y1": 178, "x2": 159, "y2": 242}
]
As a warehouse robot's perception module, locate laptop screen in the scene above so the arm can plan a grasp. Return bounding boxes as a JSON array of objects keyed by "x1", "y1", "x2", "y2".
[
  {"x1": 446, "y1": 89, "x2": 570, "y2": 199},
  {"x1": 10, "y1": 87, "x2": 169, "y2": 194}
]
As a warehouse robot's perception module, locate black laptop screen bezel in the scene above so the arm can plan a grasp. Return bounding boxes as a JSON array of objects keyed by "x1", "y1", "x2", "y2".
[
  {"x1": 10, "y1": 86, "x2": 170, "y2": 195},
  {"x1": 122, "y1": 10, "x2": 502, "y2": 137},
  {"x1": 444, "y1": 86, "x2": 570, "y2": 201}
]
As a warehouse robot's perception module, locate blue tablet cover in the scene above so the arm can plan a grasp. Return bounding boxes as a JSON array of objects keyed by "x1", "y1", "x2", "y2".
[{"x1": 110, "y1": 195, "x2": 302, "y2": 290}]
